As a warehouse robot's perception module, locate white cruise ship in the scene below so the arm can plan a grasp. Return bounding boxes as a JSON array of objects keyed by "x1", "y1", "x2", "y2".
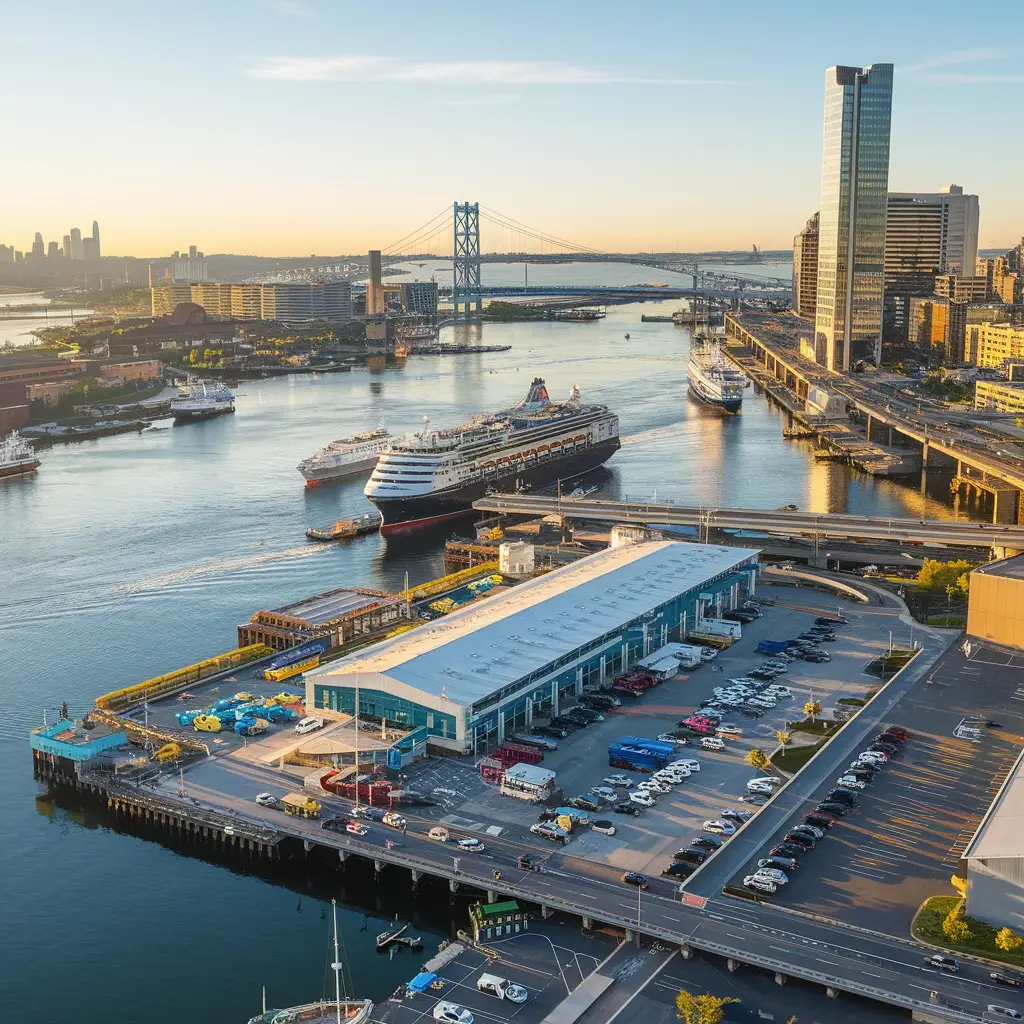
[
  {"x1": 364, "y1": 378, "x2": 620, "y2": 530},
  {"x1": 171, "y1": 380, "x2": 235, "y2": 422},
  {"x1": 0, "y1": 431, "x2": 41, "y2": 479},
  {"x1": 297, "y1": 426, "x2": 392, "y2": 486},
  {"x1": 686, "y1": 333, "x2": 744, "y2": 414}
]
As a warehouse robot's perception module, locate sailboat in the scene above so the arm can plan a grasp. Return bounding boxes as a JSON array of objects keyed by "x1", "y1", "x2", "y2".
[{"x1": 248, "y1": 899, "x2": 373, "y2": 1024}]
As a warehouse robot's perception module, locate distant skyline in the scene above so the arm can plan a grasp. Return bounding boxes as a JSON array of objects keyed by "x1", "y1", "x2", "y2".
[{"x1": 2, "y1": 0, "x2": 1022, "y2": 257}]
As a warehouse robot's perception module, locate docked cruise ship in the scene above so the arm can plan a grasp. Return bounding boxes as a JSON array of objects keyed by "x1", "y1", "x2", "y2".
[
  {"x1": 297, "y1": 426, "x2": 392, "y2": 486},
  {"x1": 686, "y1": 333, "x2": 744, "y2": 414},
  {"x1": 171, "y1": 380, "x2": 235, "y2": 422},
  {"x1": 0, "y1": 431, "x2": 40, "y2": 479},
  {"x1": 364, "y1": 378, "x2": 620, "y2": 530}
]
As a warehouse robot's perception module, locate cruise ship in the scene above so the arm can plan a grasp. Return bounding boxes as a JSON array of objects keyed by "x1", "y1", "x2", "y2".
[
  {"x1": 686, "y1": 332, "x2": 744, "y2": 414},
  {"x1": 297, "y1": 426, "x2": 392, "y2": 486},
  {"x1": 171, "y1": 380, "x2": 235, "y2": 422},
  {"x1": 0, "y1": 431, "x2": 40, "y2": 479},
  {"x1": 364, "y1": 378, "x2": 620, "y2": 530}
]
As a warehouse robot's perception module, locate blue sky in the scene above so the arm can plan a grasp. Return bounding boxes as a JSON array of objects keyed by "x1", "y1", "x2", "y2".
[{"x1": 2, "y1": 0, "x2": 1021, "y2": 256}]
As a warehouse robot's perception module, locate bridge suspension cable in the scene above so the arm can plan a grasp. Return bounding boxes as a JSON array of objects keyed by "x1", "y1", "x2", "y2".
[
  {"x1": 381, "y1": 206, "x2": 453, "y2": 257},
  {"x1": 478, "y1": 205, "x2": 605, "y2": 256}
]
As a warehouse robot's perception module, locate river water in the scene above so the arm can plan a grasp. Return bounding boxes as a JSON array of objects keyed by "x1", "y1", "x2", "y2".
[
  {"x1": 0, "y1": 290, "x2": 95, "y2": 348},
  {"x1": 0, "y1": 295, "x2": 967, "y2": 1023}
]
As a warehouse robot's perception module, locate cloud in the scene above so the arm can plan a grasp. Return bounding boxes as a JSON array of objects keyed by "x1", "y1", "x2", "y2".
[
  {"x1": 263, "y1": 0, "x2": 311, "y2": 16},
  {"x1": 248, "y1": 55, "x2": 724, "y2": 86},
  {"x1": 905, "y1": 47, "x2": 1015, "y2": 75}
]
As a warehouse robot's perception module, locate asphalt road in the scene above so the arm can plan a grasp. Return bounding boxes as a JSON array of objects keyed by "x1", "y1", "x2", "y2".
[{"x1": 471, "y1": 495, "x2": 1024, "y2": 549}]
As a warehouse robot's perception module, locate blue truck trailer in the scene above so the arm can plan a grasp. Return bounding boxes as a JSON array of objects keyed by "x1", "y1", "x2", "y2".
[
  {"x1": 757, "y1": 639, "x2": 789, "y2": 654},
  {"x1": 618, "y1": 735, "x2": 675, "y2": 758},
  {"x1": 608, "y1": 742, "x2": 667, "y2": 772}
]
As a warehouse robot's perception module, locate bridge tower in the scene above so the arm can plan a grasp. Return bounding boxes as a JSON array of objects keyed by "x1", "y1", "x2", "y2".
[{"x1": 453, "y1": 201, "x2": 482, "y2": 316}]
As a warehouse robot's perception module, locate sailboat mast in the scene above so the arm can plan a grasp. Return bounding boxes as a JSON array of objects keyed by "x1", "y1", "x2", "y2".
[{"x1": 332, "y1": 898, "x2": 343, "y2": 1024}]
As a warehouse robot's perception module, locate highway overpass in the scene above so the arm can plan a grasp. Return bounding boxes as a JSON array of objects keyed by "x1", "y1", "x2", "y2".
[{"x1": 472, "y1": 494, "x2": 1024, "y2": 557}]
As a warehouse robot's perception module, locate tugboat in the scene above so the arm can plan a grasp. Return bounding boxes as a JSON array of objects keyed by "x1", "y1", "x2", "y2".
[
  {"x1": 305, "y1": 511, "x2": 383, "y2": 542},
  {"x1": 0, "y1": 431, "x2": 40, "y2": 479}
]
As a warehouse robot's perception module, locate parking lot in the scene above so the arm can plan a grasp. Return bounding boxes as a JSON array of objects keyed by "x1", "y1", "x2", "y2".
[
  {"x1": 394, "y1": 582, "x2": 916, "y2": 882},
  {"x1": 373, "y1": 920, "x2": 615, "y2": 1024},
  {"x1": 747, "y1": 638, "x2": 1024, "y2": 934}
]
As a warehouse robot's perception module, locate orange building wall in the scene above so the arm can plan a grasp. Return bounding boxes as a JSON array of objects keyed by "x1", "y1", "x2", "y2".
[{"x1": 967, "y1": 573, "x2": 1024, "y2": 648}]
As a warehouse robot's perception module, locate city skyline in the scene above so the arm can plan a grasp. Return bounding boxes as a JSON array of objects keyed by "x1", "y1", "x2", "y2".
[{"x1": 1, "y1": 0, "x2": 1022, "y2": 256}]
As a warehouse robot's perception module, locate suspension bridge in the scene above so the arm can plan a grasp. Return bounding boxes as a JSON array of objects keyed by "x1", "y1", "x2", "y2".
[{"x1": 380, "y1": 202, "x2": 791, "y2": 314}]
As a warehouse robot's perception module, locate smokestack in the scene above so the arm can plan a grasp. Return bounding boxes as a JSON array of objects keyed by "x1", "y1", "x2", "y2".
[{"x1": 367, "y1": 250, "x2": 384, "y2": 315}]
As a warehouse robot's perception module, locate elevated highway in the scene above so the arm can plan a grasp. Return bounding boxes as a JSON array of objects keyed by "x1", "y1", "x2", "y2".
[{"x1": 473, "y1": 493, "x2": 1024, "y2": 557}]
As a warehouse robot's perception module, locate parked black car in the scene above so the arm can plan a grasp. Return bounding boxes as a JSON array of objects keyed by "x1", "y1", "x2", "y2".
[
  {"x1": 673, "y1": 848, "x2": 708, "y2": 865},
  {"x1": 816, "y1": 615, "x2": 848, "y2": 626},
  {"x1": 783, "y1": 831, "x2": 816, "y2": 849},
  {"x1": 815, "y1": 801, "x2": 848, "y2": 817},
  {"x1": 565, "y1": 706, "x2": 601, "y2": 724},
  {"x1": 826, "y1": 788, "x2": 857, "y2": 805},
  {"x1": 663, "y1": 861, "x2": 695, "y2": 878},
  {"x1": 805, "y1": 652, "x2": 831, "y2": 663},
  {"x1": 870, "y1": 741, "x2": 898, "y2": 755},
  {"x1": 533, "y1": 725, "x2": 567, "y2": 738},
  {"x1": 690, "y1": 835, "x2": 723, "y2": 851},
  {"x1": 568, "y1": 795, "x2": 601, "y2": 812},
  {"x1": 804, "y1": 813, "x2": 834, "y2": 829},
  {"x1": 759, "y1": 855, "x2": 798, "y2": 872},
  {"x1": 770, "y1": 843, "x2": 806, "y2": 859},
  {"x1": 614, "y1": 802, "x2": 641, "y2": 816},
  {"x1": 549, "y1": 716, "x2": 580, "y2": 732}
]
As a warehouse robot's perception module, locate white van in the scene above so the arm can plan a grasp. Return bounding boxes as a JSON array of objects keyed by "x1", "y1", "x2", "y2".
[
  {"x1": 294, "y1": 716, "x2": 324, "y2": 735},
  {"x1": 477, "y1": 974, "x2": 528, "y2": 1003},
  {"x1": 700, "y1": 737, "x2": 725, "y2": 751}
]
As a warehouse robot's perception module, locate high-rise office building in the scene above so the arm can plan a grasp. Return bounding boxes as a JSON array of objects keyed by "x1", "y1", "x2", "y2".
[
  {"x1": 82, "y1": 237, "x2": 99, "y2": 263},
  {"x1": 62, "y1": 234, "x2": 72, "y2": 259},
  {"x1": 92, "y1": 221, "x2": 101, "y2": 259},
  {"x1": 886, "y1": 186, "x2": 978, "y2": 276},
  {"x1": 69, "y1": 227, "x2": 83, "y2": 260},
  {"x1": 792, "y1": 213, "x2": 819, "y2": 320},
  {"x1": 47, "y1": 241, "x2": 59, "y2": 260},
  {"x1": 814, "y1": 63, "x2": 893, "y2": 371},
  {"x1": 31, "y1": 232, "x2": 45, "y2": 262}
]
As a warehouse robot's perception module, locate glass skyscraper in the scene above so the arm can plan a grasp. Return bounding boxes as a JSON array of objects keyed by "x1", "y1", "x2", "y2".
[{"x1": 815, "y1": 63, "x2": 893, "y2": 372}]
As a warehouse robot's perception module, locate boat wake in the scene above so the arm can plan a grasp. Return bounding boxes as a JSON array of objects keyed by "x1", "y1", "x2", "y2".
[{"x1": 620, "y1": 423, "x2": 688, "y2": 447}]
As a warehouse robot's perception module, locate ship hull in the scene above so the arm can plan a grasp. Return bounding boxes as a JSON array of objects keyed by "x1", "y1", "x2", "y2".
[
  {"x1": 171, "y1": 406, "x2": 235, "y2": 423},
  {"x1": 687, "y1": 379, "x2": 742, "y2": 415},
  {"x1": 0, "y1": 459, "x2": 40, "y2": 479},
  {"x1": 372, "y1": 438, "x2": 620, "y2": 531},
  {"x1": 300, "y1": 454, "x2": 380, "y2": 485}
]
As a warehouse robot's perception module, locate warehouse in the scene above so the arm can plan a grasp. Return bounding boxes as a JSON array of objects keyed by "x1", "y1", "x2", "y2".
[
  {"x1": 306, "y1": 541, "x2": 759, "y2": 754},
  {"x1": 967, "y1": 554, "x2": 1024, "y2": 649},
  {"x1": 963, "y1": 745, "x2": 1024, "y2": 933}
]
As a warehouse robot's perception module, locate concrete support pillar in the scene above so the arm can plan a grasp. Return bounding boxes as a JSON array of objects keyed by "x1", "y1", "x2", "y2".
[
  {"x1": 680, "y1": 944, "x2": 693, "y2": 959},
  {"x1": 338, "y1": 850, "x2": 349, "y2": 863},
  {"x1": 775, "y1": 973, "x2": 786, "y2": 986},
  {"x1": 887, "y1": 425, "x2": 893, "y2": 446},
  {"x1": 866, "y1": 415, "x2": 873, "y2": 442},
  {"x1": 303, "y1": 839, "x2": 313, "y2": 853},
  {"x1": 449, "y1": 879, "x2": 459, "y2": 893},
  {"x1": 410, "y1": 869, "x2": 420, "y2": 886},
  {"x1": 541, "y1": 906, "x2": 553, "y2": 919},
  {"x1": 374, "y1": 859, "x2": 383, "y2": 874},
  {"x1": 582, "y1": 917, "x2": 593, "y2": 932},
  {"x1": 487, "y1": 890, "x2": 497, "y2": 903},
  {"x1": 826, "y1": 987, "x2": 838, "y2": 999},
  {"x1": 625, "y1": 929, "x2": 636, "y2": 944},
  {"x1": 727, "y1": 959, "x2": 739, "y2": 973}
]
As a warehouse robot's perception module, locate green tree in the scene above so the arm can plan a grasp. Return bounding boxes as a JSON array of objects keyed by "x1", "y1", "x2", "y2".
[
  {"x1": 942, "y1": 901, "x2": 972, "y2": 942},
  {"x1": 803, "y1": 700, "x2": 822, "y2": 723},
  {"x1": 996, "y1": 927, "x2": 1023, "y2": 952},
  {"x1": 675, "y1": 990, "x2": 738, "y2": 1024},
  {"x1": 956, "y1": 573, "x2": 971, "y2": 596},
  {"x1": 746, "y1": 748, "x2": 769, "y2": 771},
  {"x1": 776, "y1": 730, "x2": 792, "y2": 748},
  {"x1": 917, "y1": 559, "x2": 975, "y2": 593}
]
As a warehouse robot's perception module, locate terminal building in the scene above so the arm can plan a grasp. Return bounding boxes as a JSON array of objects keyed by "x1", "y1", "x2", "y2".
[{"x1": 305, "y1": 541, "x2": 760, "y2": 754}]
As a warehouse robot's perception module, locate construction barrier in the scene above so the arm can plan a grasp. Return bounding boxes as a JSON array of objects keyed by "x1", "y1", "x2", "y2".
[{"x1": 95, "y1": 644, "x2": 273, "y2": 712}]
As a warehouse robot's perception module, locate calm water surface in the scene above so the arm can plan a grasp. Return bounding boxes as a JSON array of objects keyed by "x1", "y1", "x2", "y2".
[{"x1": 0, "y1": 303, "x2": 966, "y2": 1023}]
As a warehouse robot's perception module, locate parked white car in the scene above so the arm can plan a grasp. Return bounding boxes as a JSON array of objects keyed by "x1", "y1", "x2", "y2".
[
  {"x1": 857, "y1": 751, "x2": 888, "y2": 764},
  {"x1": 836, "y1": 775, "x2": 866, "y2": 789},
  {"x1": 294, "y1": 716, "x2": 324, "y2": 735},
  {"x1": 700, "y1": 737, "x2": 725, "y2": 751},
  {"x1": 743, "y1": 874, "x2": 777, "y2": 894},
  {"x1": 636, "y1": 780, "x2": 670, "y2": 795},
  {"x1": 716, "y1": 725, "x2": 743, "y2": 737},
  {"x1": 433, "y1": 1003, "x2": 474, "y2": 1024},
  {"x1": 672, "y1": 759, "x2": 701, "y2": 772},
  {"x1": 703, "y1": 819, "x2": 737, "y2": 835},
  {"x1": 603, "y1": 775, "x2": 633, "y2": 788},
  {"x1": 629, "y1": 791, "x2": 655, "y2": 807},
  {"x1": 753, "y1": 867, "x2": 789, "y2": 884}
]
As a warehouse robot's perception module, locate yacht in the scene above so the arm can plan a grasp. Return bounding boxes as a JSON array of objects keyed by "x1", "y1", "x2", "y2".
[{"x1": 297, "y1": 426, "x2": 392, "y2": 486}]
